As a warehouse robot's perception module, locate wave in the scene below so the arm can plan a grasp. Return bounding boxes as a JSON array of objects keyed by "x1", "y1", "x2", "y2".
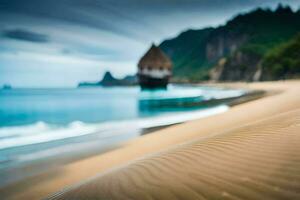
[
  {"x1": 0, "y1": 105, "x2": 229, "y2": 150},
  {"x1": 139, "y1": 85, "x2": 245, "y2": 100},
  {"x1": 0, "y1": 121, "x2": 49, "y2": 138}
]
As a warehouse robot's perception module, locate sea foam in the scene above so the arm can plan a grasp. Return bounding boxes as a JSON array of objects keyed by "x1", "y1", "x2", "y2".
[{"x1": 0, "y1": 105, "x2": 228, "y2": 150}]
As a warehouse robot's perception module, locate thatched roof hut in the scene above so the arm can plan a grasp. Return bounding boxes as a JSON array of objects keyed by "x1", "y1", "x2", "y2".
[
  {"x1": 137, "y1": 44, "x2": 172, "y2": 89},
  {"x1": 138, "y1": 44, "x2": 172, "y2": 70}
]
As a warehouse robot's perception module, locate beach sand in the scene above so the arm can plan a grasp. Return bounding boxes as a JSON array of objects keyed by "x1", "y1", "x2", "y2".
[{"x1": 1, "y1": 81, "x2": 300, "y2": 200}]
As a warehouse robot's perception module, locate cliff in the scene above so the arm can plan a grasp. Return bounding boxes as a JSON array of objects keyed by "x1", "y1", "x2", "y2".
[{"x1": 159, "y1": 4, "x2": 300, "y2": 82}]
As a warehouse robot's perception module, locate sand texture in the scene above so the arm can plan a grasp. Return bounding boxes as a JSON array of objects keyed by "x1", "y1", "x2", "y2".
[{"x1": 50, "y1": 109, "x2": 300, "y2": 200}]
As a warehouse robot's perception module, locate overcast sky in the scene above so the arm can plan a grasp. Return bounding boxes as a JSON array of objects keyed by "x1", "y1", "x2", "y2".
[{"x1": 0, "y1": 0, "x2": 299, "y2": 87}]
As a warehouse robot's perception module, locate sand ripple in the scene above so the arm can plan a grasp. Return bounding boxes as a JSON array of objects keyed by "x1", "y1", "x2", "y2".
[{"x1": 50, "y1": 110, "x2": 300, "y2": 200}]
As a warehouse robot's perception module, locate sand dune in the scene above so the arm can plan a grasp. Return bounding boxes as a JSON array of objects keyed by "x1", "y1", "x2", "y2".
[{"x1": 50, "y1": 109, "x2": 300, "y2": 200}]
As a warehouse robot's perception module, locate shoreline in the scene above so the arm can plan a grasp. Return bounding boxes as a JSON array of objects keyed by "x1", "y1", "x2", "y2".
[
  {"x1": 1, "y1": 81, "x2": 299, "y2": 200},
  {"x1": 0, "y1": 88, "x2": 262, "y2": 187},
  {"x1": 141, "y1": 89, "x2": 266, "y2": 135}
]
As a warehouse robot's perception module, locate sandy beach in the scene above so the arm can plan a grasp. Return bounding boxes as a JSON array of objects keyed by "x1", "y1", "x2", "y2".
[{"x1": 1, "y1": 81, "x2": 300, "y2": 200}]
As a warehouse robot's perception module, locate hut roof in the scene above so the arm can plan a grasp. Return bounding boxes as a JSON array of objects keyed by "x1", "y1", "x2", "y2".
[{"x1": 138, "y1": 44, "x2": 172, "y2": 69}]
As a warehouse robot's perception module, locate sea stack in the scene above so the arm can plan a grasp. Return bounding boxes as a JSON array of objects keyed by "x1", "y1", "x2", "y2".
[{"x1": 138, "y1": 44, "x2": 172, "y2": 89}]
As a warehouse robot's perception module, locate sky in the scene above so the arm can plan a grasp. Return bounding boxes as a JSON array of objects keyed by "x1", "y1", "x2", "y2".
[{"x1": 0, "y1": 0, "x2": 299, "y2": 87}]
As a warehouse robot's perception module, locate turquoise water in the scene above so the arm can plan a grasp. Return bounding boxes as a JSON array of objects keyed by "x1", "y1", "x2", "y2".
[
  {"x1": 0, "y1": 85, "x2": 244, "y2": 176},
  {"x1": 0, "y1": 85, "x2": 244, "y2": 127}
]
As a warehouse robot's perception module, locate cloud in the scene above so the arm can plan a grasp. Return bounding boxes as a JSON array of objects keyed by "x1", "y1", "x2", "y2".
[
  {"x1": 2, "y1": 29, "x2": 50, "y2": 43},
  {"x1": 1, "y1": 0, "x2": 299, "y2": 87}
]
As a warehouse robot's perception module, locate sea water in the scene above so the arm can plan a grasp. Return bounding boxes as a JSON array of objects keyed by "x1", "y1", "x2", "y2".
[{"x1": 0, "y1": 85, "x2": 245, "y2": 182}]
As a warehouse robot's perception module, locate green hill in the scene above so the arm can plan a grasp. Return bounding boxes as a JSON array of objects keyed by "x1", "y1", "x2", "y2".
[
  {"x1": 160, "y1": 28, "x2": 213, "y2": 81},
  {"x1": 159, "y1": 4, "x2": 300, "y2": 82},
  {"x1": 262, "y1": 34, "x2": 300, "y2": 80}
]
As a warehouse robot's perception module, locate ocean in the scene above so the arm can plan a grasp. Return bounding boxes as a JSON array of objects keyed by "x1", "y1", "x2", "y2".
[{"x1": 0, "y1": 85, "x2": 245, "y2": 184}]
